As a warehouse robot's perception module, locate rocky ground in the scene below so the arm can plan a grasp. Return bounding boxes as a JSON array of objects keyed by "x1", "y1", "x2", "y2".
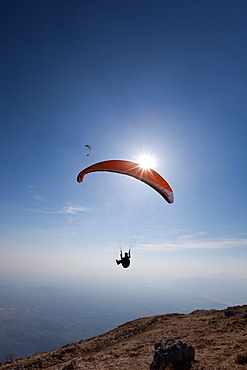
[{"x1": 0, "y1": 305, "x2": 247, "y2": 369}]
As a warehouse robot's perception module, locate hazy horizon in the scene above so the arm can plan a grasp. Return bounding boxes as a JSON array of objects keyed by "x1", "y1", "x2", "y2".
[{"x1": 1, "y1": 276, "x2": 245, "y2": 362}]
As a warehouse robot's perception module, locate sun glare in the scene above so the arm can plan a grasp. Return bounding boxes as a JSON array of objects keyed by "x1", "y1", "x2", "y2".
[{"x1": 137, "y1": 155, "x2": 156, "y2": 169}]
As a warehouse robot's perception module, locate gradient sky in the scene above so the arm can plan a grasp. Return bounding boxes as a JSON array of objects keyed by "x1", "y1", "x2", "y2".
[{"x1": 1, "y1": 0, "x2": 247, "y2": 288}]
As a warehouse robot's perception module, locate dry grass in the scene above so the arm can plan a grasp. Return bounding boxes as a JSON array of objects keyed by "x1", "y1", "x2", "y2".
[{"x1": 0, "y1": 305, "x2": 246, "y2": 369}]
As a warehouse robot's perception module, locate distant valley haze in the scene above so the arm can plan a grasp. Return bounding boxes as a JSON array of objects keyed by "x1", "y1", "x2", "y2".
[{"x1": 0, "y1": 275, "x2": 246, "y2": 362}]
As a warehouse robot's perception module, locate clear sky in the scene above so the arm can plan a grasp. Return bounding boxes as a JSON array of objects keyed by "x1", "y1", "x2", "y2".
[{"x1": 1, "y1": 0, "x2": 247, "y2": 289}]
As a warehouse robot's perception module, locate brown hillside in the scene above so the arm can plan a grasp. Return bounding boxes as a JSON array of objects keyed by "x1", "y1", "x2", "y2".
[{"x1": 1, "y1": 305, "x2": 247, "y2": 369}]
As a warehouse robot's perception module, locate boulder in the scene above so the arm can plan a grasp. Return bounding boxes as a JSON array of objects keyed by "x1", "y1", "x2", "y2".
[{"x1": 150, "y1": 339, "x2": 195, "y2": 370}]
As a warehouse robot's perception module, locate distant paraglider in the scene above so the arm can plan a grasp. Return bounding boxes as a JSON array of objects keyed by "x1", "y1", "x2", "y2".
[{"x1": 85, "y1": 145, "x2": 93, "y2": 156}]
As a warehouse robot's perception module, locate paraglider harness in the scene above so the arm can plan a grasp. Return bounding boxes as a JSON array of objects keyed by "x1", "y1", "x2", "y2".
[{"x1": 116, "y1": 250, "x2": 131, "y2": 268}]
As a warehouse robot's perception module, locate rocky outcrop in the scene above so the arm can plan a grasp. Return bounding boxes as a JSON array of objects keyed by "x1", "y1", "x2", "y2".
[{"x1": 150, "y1": 339, "x2": 195, "y2": 370}]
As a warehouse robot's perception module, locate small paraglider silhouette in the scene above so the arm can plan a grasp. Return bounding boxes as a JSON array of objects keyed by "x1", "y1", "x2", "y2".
[
  {"x1": 85, "y1": 145, "x2": 93, "y2": 156},
  {"x1": 116, "y1": 249, "x2": 131, "y2": 268}
]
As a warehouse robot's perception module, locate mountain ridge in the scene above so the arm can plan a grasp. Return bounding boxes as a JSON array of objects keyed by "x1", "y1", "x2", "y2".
[{"x1": 1, "y1": 304, "x2": 247, "y2": 369}]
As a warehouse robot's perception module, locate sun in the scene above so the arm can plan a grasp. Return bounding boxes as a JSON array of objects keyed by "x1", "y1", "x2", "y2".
[{"x1": 137, "y1": 155, "x2": 156, "y2": 169}]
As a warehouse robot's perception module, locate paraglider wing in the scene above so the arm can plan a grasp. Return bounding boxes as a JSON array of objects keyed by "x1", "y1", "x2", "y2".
[
  {"x1": 85, "y1": 145, "x2": 93, "y2": 154},
  {"x1": 77, "y1": 160, "x2": 174, "y2": 204}
]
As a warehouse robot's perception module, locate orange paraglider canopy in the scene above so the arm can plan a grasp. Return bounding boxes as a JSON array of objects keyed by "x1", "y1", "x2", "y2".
[{"x1": 77, "y1": 160, "x2": 174, "y2": 204}]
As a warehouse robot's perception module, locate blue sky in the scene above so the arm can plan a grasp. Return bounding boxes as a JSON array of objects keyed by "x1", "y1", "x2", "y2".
[{"x1": 1, "y1": 0, "x2": 247, "y2": 288}]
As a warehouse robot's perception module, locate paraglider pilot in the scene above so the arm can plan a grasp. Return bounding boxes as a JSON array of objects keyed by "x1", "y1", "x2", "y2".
[{"x1": 116, "y1": 250, "x2": 131, "y2": 268}]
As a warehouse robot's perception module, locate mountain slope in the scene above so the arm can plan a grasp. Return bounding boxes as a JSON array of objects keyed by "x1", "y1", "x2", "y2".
[{"x1": 1, "y1": 305, "x2": 247, "y2": 369}]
